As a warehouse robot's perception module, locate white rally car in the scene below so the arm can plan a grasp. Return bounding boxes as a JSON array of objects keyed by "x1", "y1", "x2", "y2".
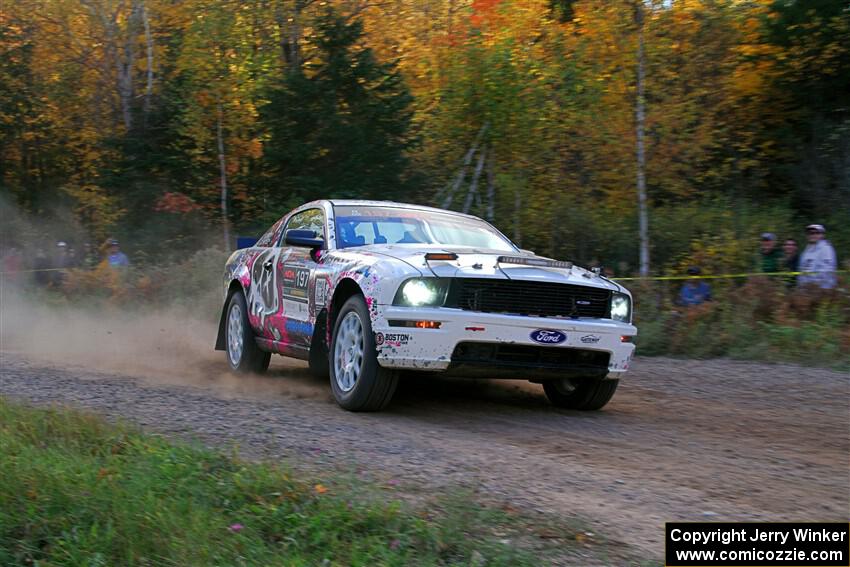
[{"x1": 215, "y1": 200, "x2": 636, "y2": 411}]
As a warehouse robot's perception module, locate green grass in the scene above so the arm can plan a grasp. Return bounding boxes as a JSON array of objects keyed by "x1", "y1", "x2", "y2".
[{"x1": 0, "y1": 399, "x2": 639, "y2": 566}]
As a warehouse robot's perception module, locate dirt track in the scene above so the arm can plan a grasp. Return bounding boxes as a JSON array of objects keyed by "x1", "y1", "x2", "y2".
[{"x1": 1, "y1": 353, "x2": 848, "y2": 560}]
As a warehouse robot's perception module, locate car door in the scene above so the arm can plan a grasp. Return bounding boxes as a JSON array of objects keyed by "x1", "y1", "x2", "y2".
[
  {"x1": 246, "y1": 218, "x2": 286, "y2": 338},
  {"x1": 276, "y1": 208, "x2": 326, "y2": 348}
]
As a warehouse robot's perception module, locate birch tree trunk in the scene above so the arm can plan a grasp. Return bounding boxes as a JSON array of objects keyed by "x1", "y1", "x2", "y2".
[
  {"x1": 217, "y1": 102, "x2": 230, "y2": 251},
  {"x1": 485, "y1": 148, "x2": 495, "y2": 221},
  {"x1": 635, "y1": 2, "x2": 650, "y2": 277},
  {"x1": 142, "y1": 2, "x2": 154, "y2": 119},
  {"x1": 117, "y1": 3, "x2": 142, "y2": 132}
]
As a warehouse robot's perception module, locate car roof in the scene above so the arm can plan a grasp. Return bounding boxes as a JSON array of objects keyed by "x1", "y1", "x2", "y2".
[{"x1": 325, "y1": 199, "x2": 480, "y2": 220}]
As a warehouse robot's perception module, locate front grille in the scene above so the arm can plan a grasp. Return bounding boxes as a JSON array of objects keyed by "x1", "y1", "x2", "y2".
[
  {"x1": 445, "y1": 278, "x2": 611, "y2": 319},
  {"x1": 451, "y1": 342, "x2": 610, "y2": 371}
]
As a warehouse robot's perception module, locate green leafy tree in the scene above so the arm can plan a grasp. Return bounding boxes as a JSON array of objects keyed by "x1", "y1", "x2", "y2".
[{"x1": 261, "y1": 9, "x2": 417, "y2": 207}]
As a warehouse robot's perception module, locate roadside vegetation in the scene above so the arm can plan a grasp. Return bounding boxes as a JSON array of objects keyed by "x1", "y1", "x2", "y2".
[
  {"x1": 634, "y1": 279, "x2": 850, "y2": 369},
  {"x1": 0, "y1": 399, "x2": 643, "y2": 566}
]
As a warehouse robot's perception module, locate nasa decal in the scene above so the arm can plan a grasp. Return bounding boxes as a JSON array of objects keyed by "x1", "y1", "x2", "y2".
[{"x1": 530, "y1": 329, "x2": 567, "y2": 345}]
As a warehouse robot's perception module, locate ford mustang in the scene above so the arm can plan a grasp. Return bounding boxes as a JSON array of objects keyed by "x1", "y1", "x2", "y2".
[{"x1": 215, "y1": 200, "x2": 636, "y2": 411}]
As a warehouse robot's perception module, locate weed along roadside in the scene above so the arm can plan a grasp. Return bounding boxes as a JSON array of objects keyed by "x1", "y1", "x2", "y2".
[{"x1": 0, "y1": 399, "x2": 644, "y2": 566}]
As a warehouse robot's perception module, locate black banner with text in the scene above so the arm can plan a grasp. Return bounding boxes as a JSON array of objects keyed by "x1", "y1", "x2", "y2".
[{"x1": 665, "y1": 522, "x2": 849, "y2": 566}]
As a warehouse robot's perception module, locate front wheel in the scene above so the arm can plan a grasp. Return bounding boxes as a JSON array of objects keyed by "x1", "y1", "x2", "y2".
[
  {"x1": 329, "y1": 295, "x2": 398, "y2": 411},
  {"x1": 543, "y1": 378, "x2": 618, "y2": 410},
  {"x1": 225, "y1": 292, "x2": 271, "y2": 374}
]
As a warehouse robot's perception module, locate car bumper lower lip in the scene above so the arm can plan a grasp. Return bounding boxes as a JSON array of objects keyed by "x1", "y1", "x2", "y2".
[{"x1": 372, "y1": 306, "x2": 636, "y2": 377}]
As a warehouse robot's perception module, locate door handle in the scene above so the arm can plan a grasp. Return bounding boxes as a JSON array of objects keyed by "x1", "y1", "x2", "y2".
[{"x1": 263, "y1": 260, "x2": 273, "y2": 271}]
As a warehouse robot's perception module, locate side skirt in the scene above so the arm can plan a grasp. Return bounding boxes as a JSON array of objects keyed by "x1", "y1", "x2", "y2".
[{"x1": 255, "y1": 337, "x2": 311, "y2": 361}]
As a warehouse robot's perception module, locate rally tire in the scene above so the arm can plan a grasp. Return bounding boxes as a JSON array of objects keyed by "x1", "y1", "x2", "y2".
[
  {"x1": 225, "y1": 291, "x2": 271, "y2": 374},
  {"x1": 329, "y1": 295, "x2": 398, "y2": 411},
  {"x1": 543, "y1": 378, "x2": 618, "y2": 410}
]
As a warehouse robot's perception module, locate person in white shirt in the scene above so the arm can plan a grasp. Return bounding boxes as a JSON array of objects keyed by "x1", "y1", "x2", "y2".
[{"x1": 797, "y1": 224, "x2": 837, "y2": 289}]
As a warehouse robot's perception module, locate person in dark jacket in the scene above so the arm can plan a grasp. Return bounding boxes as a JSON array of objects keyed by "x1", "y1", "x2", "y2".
[
  {"x1": 33, "y1": 249, "x2": 51, "y2": 287},
  {"x1": 782, "y1": 238, "x2": 799, "y2": 272},
  {"x1": 758, "y1": 233, "x2": 783, "y2": 273},
  {"x1": 782, "y1": 238, "x2": 800, "y2": 287}
]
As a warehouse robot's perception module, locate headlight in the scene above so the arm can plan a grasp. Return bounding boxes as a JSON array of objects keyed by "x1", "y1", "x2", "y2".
[
  {"x1": 610, "y1": 293, "x2": 631, "y2": 323},
  {"x1": 394, "y1": 278, "x2": 448, "y2": 307}
]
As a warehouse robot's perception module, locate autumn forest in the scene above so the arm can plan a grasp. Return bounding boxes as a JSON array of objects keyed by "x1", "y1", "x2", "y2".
[{"x1": 1, "y1": 0, "x2": 848, "y2": 275}]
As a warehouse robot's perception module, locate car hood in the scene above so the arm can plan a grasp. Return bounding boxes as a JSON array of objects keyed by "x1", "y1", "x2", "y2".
[{"x1": 359, "y1": 245, "x2": 624, "y2": 293}]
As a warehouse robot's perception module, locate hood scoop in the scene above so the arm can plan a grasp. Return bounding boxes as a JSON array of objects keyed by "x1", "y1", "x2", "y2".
[{"x1": 496, "y1": 255, "x2": 573, "y2": 270}]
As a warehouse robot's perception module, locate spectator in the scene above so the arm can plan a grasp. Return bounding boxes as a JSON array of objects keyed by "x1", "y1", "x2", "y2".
[
  {"x1": 781, "y1": 238, "x2": 800, "y2": 288},
  {"x1": 678, "y1": 266, "x2": 712, "y2": 306},
  {"x1": 782, "y1": 238, "x2": 799, "y2": 272},
  {"x1": 105, "y1": 238, "x2": 130, "y2": 268},
  {"x1": 798, "y1": 224, "x2": 837, "y2": 289},
  {"x1": 54, "y1": 241, "x2": 72, "y2": 267},
  {"x1": 758, "y1": 233, "x2": 782, "y2": 273},
  {"x1": 51, "y1": 241, "x2": 72, "y2": 286}
]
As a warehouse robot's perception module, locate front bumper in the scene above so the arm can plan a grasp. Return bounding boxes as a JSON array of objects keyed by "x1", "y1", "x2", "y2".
[{"x1": 372, "y1": 306, "x2": 636, "y2": 379}]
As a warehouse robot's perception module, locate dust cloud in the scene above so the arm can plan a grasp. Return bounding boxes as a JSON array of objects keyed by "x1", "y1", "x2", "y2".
[
  {"x1": 0, "y1": 288, "x2": 332, "y2": 402},
  {"x1": 0, "y1": 194, "x2": 330, "y2": 402}
]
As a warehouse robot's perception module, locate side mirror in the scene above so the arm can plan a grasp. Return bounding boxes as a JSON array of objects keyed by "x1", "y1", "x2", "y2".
[
  {"x1": 236, "y1": 236, "x2": 258, "y2": 250},
  {"x1": 284, "y1": 229, "x2": 324, "y2": 249}
]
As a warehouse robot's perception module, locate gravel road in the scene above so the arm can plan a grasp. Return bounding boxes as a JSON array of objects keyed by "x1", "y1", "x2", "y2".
[{"x1": 1, "y1": 352, "x2": 848, "y2": 560}]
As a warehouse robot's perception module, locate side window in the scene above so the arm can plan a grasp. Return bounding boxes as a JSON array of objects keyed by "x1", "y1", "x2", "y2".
[
  {"x1": 256, "y1": 219, "x2": 284, "y2": 247},
  {"x1": 282, "y1": 208, "x2": 325, "y2": 244}
]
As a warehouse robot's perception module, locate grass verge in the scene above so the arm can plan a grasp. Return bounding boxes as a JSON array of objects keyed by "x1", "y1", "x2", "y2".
[{"x1": 0, "y1": 398, "x2": 643, "y2": 566}]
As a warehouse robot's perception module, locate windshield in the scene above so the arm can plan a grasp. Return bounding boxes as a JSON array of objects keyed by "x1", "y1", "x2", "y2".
[{"x1": 333, "y1": 205, "x2": 517, "y2": 252}]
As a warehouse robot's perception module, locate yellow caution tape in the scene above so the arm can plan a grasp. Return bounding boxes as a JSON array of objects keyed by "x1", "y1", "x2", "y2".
[
  {"x1": 612, "y1": 270, "x2": 847, "y2": 282},
  {"x1": 0, "y1": 268, "x2": 72, "y2": 275}
]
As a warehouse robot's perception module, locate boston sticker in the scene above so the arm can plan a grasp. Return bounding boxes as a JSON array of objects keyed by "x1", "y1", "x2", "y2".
[{"x1": 530, "y1": 329, "x2": 567, "y2": 345}]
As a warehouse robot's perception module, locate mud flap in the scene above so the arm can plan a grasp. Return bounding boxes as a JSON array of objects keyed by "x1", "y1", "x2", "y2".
[{"x1": 214, "y1": 300, "x2": 229, "y2": 351}]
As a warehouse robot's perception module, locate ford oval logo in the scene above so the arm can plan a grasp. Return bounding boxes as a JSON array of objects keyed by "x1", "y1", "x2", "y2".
[{"x1": 530, "y1": 329, "x2": 567, "y2": 345}]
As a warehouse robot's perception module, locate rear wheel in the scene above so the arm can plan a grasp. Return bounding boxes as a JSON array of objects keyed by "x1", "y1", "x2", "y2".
[
  {"x1": 543, "y1": 378, "x2": 618, "y2": 410},
  {"x1": 225, "y1": 292, "x2": 271, "y2": 374},
  {"x1": 329, "y1": 295, "x2": 397, "y2": 411}
]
